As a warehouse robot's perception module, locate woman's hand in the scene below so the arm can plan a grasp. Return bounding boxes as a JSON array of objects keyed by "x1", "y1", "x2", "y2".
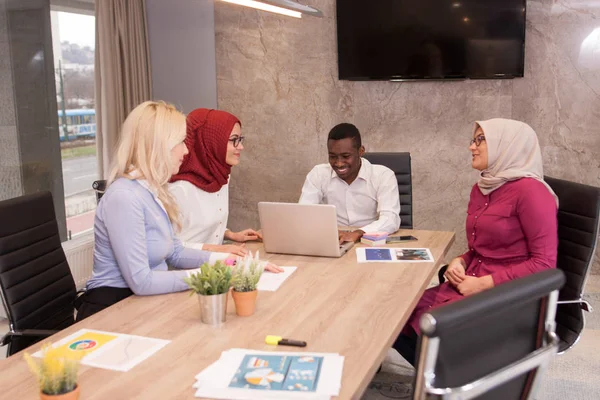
[
  {"x1": 222, "y1": 256, "x2": 282, "y2": 274},
  {"x1": 220, "y1": 244, "x2": 248, "y2": 257},
  {"x1": 202, "y1": 243, "x2": 248, "y2": 257},
  {"x1": 264, "y1": 262, "x2": 284, "y2": 273},
  {"x1": 226, "y1": 229, "x2": 263, "y2": 243},
  {"x1": 457, "y1": 275, "x2": 494, "y2": 296},
  {"x1": 444, "y1": 257, "x2": 467, "y2": 287}
]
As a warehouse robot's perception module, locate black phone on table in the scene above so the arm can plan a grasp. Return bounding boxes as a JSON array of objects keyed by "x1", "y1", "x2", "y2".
[{"x1": 386, "y1": 235, "x2": 418, "y2": 243}]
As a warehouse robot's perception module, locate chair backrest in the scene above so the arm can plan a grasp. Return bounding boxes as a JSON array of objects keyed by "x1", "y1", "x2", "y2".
[
  {"x1": 545, "y1": 176, "x2": 600, "y2": 352},
  {"x1": 363, "y1": 152, "x2": 413, "y2": 229},
  {"x1": 414, "y1": 269, "x2": 565, "y2": 400},
  {"x1": 0, "y1": 192, "x2": 76, "y2": 355},
  {"x1": 92, "y1": 179, "x2": 107, "y2": 203}
]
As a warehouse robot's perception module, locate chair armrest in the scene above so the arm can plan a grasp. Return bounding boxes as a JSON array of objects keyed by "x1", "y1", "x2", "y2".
[
  {"x1": 73, "y1": 288, "x2": 86, "y2": 310},
  {"x1": 18, "y1": 329, "x2": 59, "y2": 337},
  {"x1": 425, "y1": 331, "x2": 559, "y2": 398},
  {"x1": 557, "y1": 299, "x2": 593, "y2": 312},
  {"x1": 0, "y1": 329, "x2": 58, "y2": 346}
]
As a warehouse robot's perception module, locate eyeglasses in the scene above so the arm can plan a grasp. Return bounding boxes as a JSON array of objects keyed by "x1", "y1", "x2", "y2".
[
  {"x1": 469, "y1": 135, "x2": 486, "y2": 147},
  {"x1": 228, "y1": 136, "x2": 245, "y2": 148}
]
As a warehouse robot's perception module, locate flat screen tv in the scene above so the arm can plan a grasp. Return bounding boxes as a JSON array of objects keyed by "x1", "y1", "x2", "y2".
[{"x1": 336, "y1": 0, "x2": 526, "y2": 81}]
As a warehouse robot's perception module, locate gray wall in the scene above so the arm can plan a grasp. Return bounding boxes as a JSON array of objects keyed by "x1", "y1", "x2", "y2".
[
  {"x1": 146, "y1": 0, "x2": 217, "y2": 112},
  {"x1": 214, "y1": 0, "x2": 600, "y2": 273},
  {"x1": 0, "y1": 0, "x2": 66, "y2": 240}
]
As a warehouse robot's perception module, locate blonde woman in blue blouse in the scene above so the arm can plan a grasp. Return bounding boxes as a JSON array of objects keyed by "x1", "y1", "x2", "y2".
[{"x1": 77, "y1": 101, "x2": 229, "y2": 320}]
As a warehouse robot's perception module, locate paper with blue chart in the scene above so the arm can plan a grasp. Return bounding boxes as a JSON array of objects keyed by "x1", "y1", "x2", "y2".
[
  {"x1": 356, "y1": 247, "x2": 434, "y2": 263},
  {"x1": 193, "y1": 348, "x2": 343, "y2": 399},
  {"x1": 229, "y1": 354, "x2": 322, "y2": 392}
]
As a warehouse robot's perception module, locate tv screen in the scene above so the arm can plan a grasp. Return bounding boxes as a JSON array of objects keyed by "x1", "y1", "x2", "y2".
[{"x1": 337, "y1": 0, "x2": 526, "y2": 80}]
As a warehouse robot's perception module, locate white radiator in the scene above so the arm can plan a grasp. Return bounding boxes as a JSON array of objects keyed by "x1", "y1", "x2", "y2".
[
  {"x1": 0, "y1": 234, "x2": 94, "y2": 320},
  {"x1": 62, "y1": 233, "x2": 95, "y2": 290}
]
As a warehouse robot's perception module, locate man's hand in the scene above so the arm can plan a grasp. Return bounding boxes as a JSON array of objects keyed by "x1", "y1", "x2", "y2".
[
  {"x1": 339, "y1": 230, "x2": 363, "y2": 244},
  {"x1": 227, "y1": 229, "x2": 263, "y2": 243},
  {"x1": 444, "y1": 257, "x2": 467, "y2": 287},
  {"x1": 457, "y1": 275, "x2": 494, "y2": 296}
]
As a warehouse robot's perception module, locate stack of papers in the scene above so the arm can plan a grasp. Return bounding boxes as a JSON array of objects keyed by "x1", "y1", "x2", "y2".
[
  {"x1": 257, "y1": 266, "x2": 297, "y2": 291},
  {"x1": 194, "y1": 348, "x2": 344, "y2": 399}
]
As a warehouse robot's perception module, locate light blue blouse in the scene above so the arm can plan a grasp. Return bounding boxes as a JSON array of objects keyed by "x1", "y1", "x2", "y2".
[{"x1": 86, "y1": 178, "x2": 210, "y2": 295}]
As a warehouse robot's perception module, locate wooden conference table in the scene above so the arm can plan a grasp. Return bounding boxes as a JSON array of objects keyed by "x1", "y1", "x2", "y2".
[{"x1": 0, "y1": 229, "x2": 454, "y2": 399}]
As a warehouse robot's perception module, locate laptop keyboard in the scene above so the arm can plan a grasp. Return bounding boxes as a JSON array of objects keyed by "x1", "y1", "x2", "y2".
[{"x1": 339, "y1": 241, "x2": 355, "y2": 252}]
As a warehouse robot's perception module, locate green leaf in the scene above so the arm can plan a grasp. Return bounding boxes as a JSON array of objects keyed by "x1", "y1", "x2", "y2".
[{"x1": 184, "y1": 260, "x2": 233, "y2": 295}]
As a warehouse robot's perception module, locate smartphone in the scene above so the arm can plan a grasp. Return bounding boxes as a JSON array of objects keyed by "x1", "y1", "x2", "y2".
[{"x1": 386, "y1": 235, "x2": 418, "y2": 243}]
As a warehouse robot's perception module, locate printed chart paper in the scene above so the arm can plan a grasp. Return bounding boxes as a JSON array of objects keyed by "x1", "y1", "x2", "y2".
[
  {"x1": 194, "y1": 348, "x2": 343, "y2": 399},
  {"x1": 356, "y1": 247, "x2": 434, "y2": 263},
  {"x1": 34, "y1": 329, "x2": 170, "y2": 372},
  {"x1": 229, "y1": 354, "x2": 322, "y2": 392}
]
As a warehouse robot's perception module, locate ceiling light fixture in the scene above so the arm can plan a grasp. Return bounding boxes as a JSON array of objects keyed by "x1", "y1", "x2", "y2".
[{"x1": 219, "y1": 0, "x2": 323, "y2": 18}]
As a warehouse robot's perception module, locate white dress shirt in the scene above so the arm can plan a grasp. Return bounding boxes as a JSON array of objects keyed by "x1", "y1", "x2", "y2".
[
  {"x1": 299, "y1": 158, "x2": 401, "y2": 234},
  {"x1": 169, "y1": 180, "x2": 230, "y2": 263}
]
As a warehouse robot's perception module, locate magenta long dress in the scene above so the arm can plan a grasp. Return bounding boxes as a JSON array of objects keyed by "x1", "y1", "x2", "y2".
[{"x1": 405, "y1": 177, "x2": 558, "y2": 335}]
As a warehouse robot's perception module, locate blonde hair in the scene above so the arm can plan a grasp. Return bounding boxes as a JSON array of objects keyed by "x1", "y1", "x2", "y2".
[{"x1": 107, "y1": 101, "x2": 187, "y2": 231}]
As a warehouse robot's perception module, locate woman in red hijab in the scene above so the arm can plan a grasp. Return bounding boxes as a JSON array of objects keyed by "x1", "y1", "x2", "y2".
[{"x1": 169, "y1": 109, "x2": 281, "y2": 269}]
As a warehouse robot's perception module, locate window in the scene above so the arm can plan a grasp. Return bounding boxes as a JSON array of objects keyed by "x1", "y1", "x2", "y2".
[{"x1": 51, "y1": 9, "x2": 97, "y2": 239}]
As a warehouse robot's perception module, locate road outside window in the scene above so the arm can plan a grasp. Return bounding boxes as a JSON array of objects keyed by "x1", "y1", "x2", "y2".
[{"x1": 51, "y1": 11, "x2": 97, "y2": 238}]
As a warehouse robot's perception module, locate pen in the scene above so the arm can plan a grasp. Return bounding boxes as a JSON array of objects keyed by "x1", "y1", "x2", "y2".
[{"x1": 265, "y1": 335, "x2": 307, "y2": 347}]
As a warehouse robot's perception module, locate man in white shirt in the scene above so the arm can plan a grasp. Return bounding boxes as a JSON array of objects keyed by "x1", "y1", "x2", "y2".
[{"x1": 299, "y1": 123, "x2": 401, "y2": 243}]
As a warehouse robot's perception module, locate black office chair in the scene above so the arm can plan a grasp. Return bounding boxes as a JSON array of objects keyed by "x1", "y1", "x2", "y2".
[
  {"x1": 0, "y1": 192, "x2": 77, "y2": 356},
  {"x1": 92, "y1": 179, "x2": 107, "y2": 203},
  {"x1": 414, "y1": 269, "x2": 565, "y2": 400},
  {"x1": 545, "y1": 176, "x2": 599, "y2": 353},
  {"x1": 363, "y1": 152, "x2": 413, "y2": 229}
]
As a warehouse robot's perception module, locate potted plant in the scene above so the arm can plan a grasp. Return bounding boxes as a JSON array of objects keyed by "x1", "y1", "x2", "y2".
[
  {"x1": 24, "y1": 344, "x2": 81, "y2": 400},
  {"x1": 231, "y1": 251, "x2": 266, "y2": 316},
  {"x1": 184, "y1": 260, "x2": 232, "y2": 325}
]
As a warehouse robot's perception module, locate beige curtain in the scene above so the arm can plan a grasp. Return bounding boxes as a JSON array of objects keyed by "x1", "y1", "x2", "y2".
[{"x1": 95, "y1": 0, "x2": 152, "y2": 178}]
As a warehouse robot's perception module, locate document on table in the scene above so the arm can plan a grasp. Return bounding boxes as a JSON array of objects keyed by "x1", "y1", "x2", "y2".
[
  {"x1": 356, "y1": 247, "x2": 434, "y2": 263},
  {"x1": 33, "y1": 328, "x2": 170, "y2": 372},
  {"x1": 193, "y1": 348, "x2": 343, "y2": 399},
  {"x1": 257, "y1": 266, "x2": 297, "y2": 291}
]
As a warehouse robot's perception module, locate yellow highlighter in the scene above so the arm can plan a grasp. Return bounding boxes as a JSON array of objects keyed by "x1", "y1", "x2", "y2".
[{"x1": 265, "y1": 335, "x2": 307, "y2": 347}]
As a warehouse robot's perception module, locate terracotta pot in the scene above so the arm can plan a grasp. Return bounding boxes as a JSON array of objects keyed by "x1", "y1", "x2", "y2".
[
  {"x1": 40, "y1": 385, "x2": 80, "y2": 400},
  {"x1": 231, "y1": 290, "x2": 258, "y2": 316}
]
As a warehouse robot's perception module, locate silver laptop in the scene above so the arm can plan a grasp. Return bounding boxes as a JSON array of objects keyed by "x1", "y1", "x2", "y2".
[{"x1": 258, "y1": 202, "x2": 355, "y2": 258}]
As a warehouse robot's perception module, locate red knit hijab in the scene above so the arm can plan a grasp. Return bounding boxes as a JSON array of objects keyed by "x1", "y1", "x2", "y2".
[{"x1": 171, "y1": 108, "x2": 241, "y2": 193}]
